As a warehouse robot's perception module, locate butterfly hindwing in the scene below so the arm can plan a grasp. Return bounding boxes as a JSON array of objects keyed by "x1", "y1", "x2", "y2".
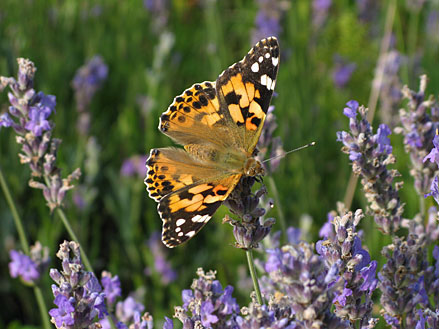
[
  {"x1": 158, "y1": 174, "x2": 242, "y2": 247},
  {"x1": 145, "y1": 147, "x2": 227, "y2": 202}
]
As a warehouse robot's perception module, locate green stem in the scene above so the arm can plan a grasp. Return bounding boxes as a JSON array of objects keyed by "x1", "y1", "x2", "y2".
[
  {"x1": 246, "y1": 249, "x2": 263, "y2": 305},
  {"x1": 419, "y1": 195, "x2": 425, "y2": 218},
  {"x1": 0, "y1": 166, "x2": 51, "y2": 329},
  {"x1": 0, "y1": 166, "x2": 30, "y2": 254},
  {"x1": 267, "y1": 176, "x2": 286, "y2": 235},
  {"x1": 55, "y1": 207, "x2": 94, "y2": 273},
  {"x1": 34, "y1": 286, "x2": 51, "y2": 329}
]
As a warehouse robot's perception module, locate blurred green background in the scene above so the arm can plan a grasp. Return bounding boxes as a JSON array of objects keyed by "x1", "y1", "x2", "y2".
[{"x1": 1, "y1": 0, "x2": 438, "y2": 327}]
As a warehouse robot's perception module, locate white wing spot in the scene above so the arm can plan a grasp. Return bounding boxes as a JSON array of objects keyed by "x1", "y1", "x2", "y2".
[
  {"x1": 271, "y1": 79, "x2": 276, "y2": 90},
  {"x1": 176, "y1": 218, "x2": 186, "y2": 226},
  {"x1": 261, "y1": 74, "x2": 268, "y2": 86},
  {"x1": 192, "y1": 214, "x2": 209, "y2": 223},
  {"x1": 251, "y1": 62, "x2": 259, "y2": 73},
  {"x1": 265, "y1": 53, "x2": 270, "y2": 58},
  {"x1": 272, "y1": 57, "x2": 279, "y2": 67},
  {"x1": 175, "y1": 227, "x2": 181, "y2": 233},
  {"x1": 186, "y1": 231, "x2": 196, "y2": 238},
  {"x1": 266, "y1": 76, "x2": 272, "y2": 89},
  {"x1": 258, "y1": 56, "x2": 263, "y2": 63},
  {"x1": 178, "y1": 232, "x2": 183, "y2": 237}
]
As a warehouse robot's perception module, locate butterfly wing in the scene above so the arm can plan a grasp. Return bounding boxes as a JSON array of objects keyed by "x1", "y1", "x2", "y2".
[
  {"x1": 145, "y1": 147, "x2": 241, "y2": 247},
  {"x1": 216, "y1": 37, "x2": 279, "y2": 153}
]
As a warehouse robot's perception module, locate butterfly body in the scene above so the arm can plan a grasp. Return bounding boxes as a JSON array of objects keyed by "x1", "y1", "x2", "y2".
[{"x1": 145, "y1": 37, "x2": 279, "y2": 247}]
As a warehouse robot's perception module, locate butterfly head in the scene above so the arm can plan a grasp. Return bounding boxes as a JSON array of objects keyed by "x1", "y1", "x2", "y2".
[{"x1": 244, "y1": 157, "x2": 265, "y2": 177}]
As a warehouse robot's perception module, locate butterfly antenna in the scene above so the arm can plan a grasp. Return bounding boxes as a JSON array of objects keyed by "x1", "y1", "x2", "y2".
[{"x1": 262, "y1": 141, "x2": 316, "y2": 164}]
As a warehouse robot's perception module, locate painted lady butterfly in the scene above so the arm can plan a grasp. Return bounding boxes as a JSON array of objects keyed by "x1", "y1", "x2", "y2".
[{"x1": 145, "y1": 37, "x2": 279, "y2": 247}]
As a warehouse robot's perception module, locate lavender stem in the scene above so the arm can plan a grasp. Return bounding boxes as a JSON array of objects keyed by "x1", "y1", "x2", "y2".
[
  {"x1": 0, "y1": 166, "x2": 29, "y2": 254},
  {"x1": 0, "y1": 167, "x2": 51, "y2": 329},
  {"x1": 246, "y1": 249, "x2": 263, "y2": 305},
  {"x1": 55, "y1": 206, "x2": 94, "y2": 273}
]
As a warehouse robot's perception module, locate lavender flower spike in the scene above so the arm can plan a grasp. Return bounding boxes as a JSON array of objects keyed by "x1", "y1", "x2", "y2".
[
  {"x1": 395, "y1": 75, "x2": 439, "y2": 196},
  {"x1": 0, "y1": 58, "x2": 81, "y2": 211},
  {"x1": 317, "y1": 205, "x2": 378, "y2": 326},
  {"x1": 337, "y1": 101, "x2": 403, "y2": 234},
  {"x1": 49, "y1": 241, "x2": 107, "y2": 328}
]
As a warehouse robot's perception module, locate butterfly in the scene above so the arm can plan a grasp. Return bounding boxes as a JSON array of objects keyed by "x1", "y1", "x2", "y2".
[{"x1": 145, "y1": 37, "x2": 279, "y2": 247}]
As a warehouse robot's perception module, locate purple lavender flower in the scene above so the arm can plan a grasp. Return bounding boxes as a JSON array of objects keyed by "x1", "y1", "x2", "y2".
[
  {"x1": 423, "y1": 135, "x2": 439, "y2": 166},
  {"x1": 0, "y1": 112, "x2": 14, "y2": 128},
  {"x1": 101, "y1": 271, "x2": 122, "y2": 305},
  {"x1": 49, "y1": 295, "x2": 75, "y2": 328},
  {"x1": 200, "y1": 301, "x2": 218, "y2": 327},
  {"x1": 0, "y1": 58, "x2": 81, "y2": 211},
  {"x1": 72, "y1": 55, "x2": 108, "y2": 135},
  {"x1": 9, "y1": 242, "x2": 50, "y2": 284},
  {"x1": 121, "y1": 155, "x2": 148, "y2": 178},
  {"x1": 24, "y1": 93, "x2": 55, "y2": 136},
  {"x1": 395, "y1": 75, "x2": 439, "y2": 196},
  {"x1": 172, "y1": 268, "x2": 240, "y2": 328},
  {"x1": 116, "y1": 296, "x2": 145, "y2": 324},
  {"x1": 425, "y1": 176, "x2": 439, "y2": 205},
  {"x1": 9, "y1": 250, "x2": 40, "y2": 283},
  {"x1": 416, "y1": 309, "x2": 439, "y2": 328},
  {"x1": 332, "y1": 56, "x2": 356, "y2": 88},
  {"x1": 337, "y1": 101, "x2": 403, "y2": 234},
  {"x1": 163, "y1": 317, "x2": 173, "y2": 329},
  {"x1": 49, "y1": 241, "x2": 108, "y2": 328}
]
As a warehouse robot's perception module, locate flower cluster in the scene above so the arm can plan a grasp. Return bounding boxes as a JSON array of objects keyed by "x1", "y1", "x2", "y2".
[
  {"x1": 317, "y1": 205, "x2": 378, "y2": 327},
  {"x1": 261, "y1": 240, "x2": 351, "y2": 328},
  {"x1": 224, "y1": 177, "x2": 275, "y2": 250},
  {"x1": 99, "y1": 272, "x2": 154, "y2": 329},
  {"x1": 145, "y1": 231, "x2": 177, "y2": 285},
  {"x1": 9, "y1": 241, "x2": 50, "y2": 285},
  {"x1": 378, "y1": 233, "x2": 438, "y2": 328},
  {"x1": 169, "y1": 268, "x2": 240, "y2": 328},
  {"x1": 0, "y1": 58, "x2": 81, "y2": 211},
  {"x1": 72, "y1": 55, "x2": 108, "y2": 136},
  {"x1": 394, "y1": 75, "x2": 439, "y2": 196},
  {"x1": 337, "y1": 100, "x2": 404, "y2": 234},
  {"x1": 49, "y1": 241, "x2": 107, "y2": 328}
]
